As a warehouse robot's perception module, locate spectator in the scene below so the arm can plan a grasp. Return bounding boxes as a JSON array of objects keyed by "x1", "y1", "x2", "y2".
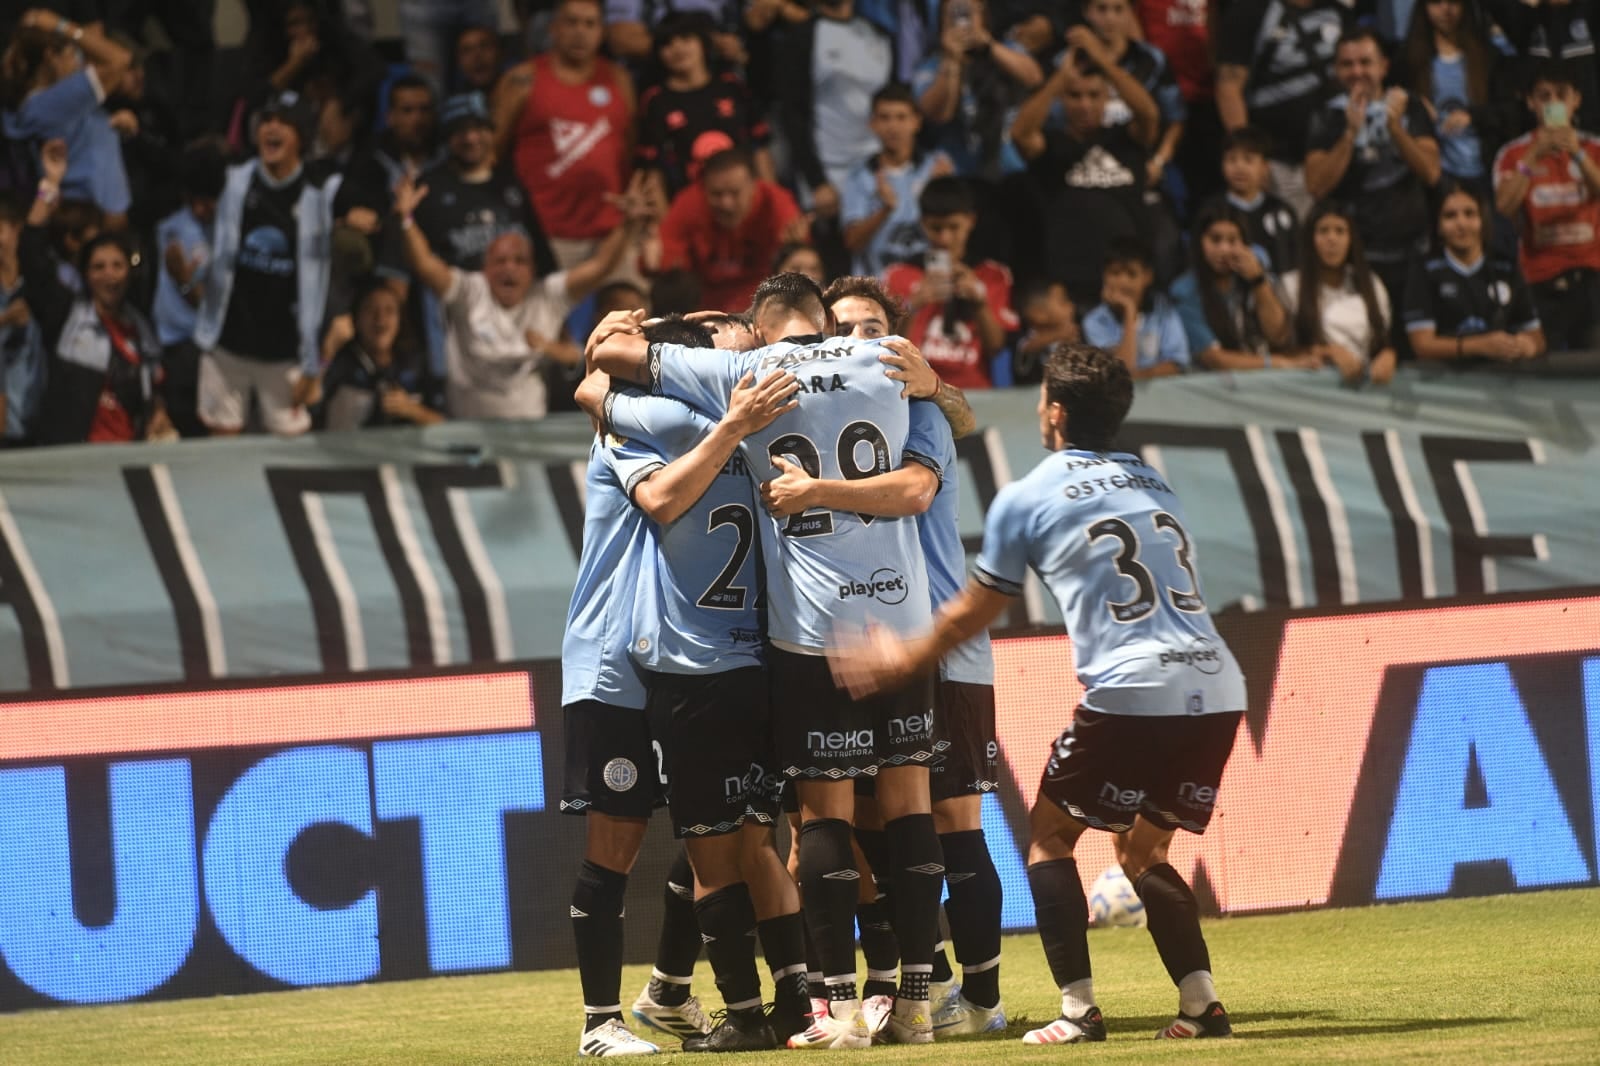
[
  {"x1": 102, "y1": 34, "x2": 182, "y2": 238},
  {"x1": 1305, "y1": 28, "x2": 1440, "y2": 330},
  {"x1": 1, "y1": 192, "x2": 46, "y2": 444},
  {"x1": 635, "y1": 13, "x2": 773, "y2": 203},
  {"x1": 1077, "y1": 0, "x2": 1187, "y2": 189},
  {"x1": 1170, "y1": 201, "x2": 1305, "y2": 369},
  {"x1": 497, "y1": 0, "x2": 638, "y2": 278},
  {"x1": 915, "y1": 0, "x2": 1043, "y2": 180},
  {"x1": 249, "y1": 0, "x2": 383, "y2": 123},
  {"x1": 606, "y1": 0, "x2": 748, "y2": 66},
  {"x1": 841, "y1": 83, "x2": 955, "y2": 277},
  {"x1": 193, "y1": 92, "x2": 342, "y2": 437},
  {"x1": 454, "y1": 26, "x2": 506, "y2": 97},
  {"x1": 773, "y1": 242, "x2": 827, "y2": 287},
  {"x1": 1215, "y1": 0, "x2": 1346, "y2": 217},
  {"x1": 1081, "y1": 236, "x2": 1189, "y2": 378},
  {"x1": 547, "y1": 277, "x2": 647, "y2": 411},
  {"x1": 1133, "y1": 0, "x2": 1215, "y2": 149},
  {"x1": 393, "y1": 172, "x2": 649, "y2": 419},
  {"x1": 775, "y1": 0, "x2": 896, "y2": 220},
  {"x1": 314, "y1": 279, "x2": 442, "y2": 430},
  {"x1": 1405, "y1": 182, "x2": 1545, "y2": 361},
  {"x1": 650, "y1": 148, "x2": 806, "y2": 312},
  {"x1": 1, "y1": 11, "x2": 134, "y2": 228},
  {"x1": 883, "y1": 176, "x2": 1019, "y2": 388},
  {"x1": 44, "y1": 198, "x2": 103, "y2": 296},
  {"x1": 1500, "y1": 0, "x2": 1599, "y2": 131},
  {"x1": 335, "y1": 75, "x2": 441, "y2": 240},
  {"x1": 1281, "y1": 200, "x2": 1397, "y2": 384},
  {"x1": 1492, "y1": 61, "x2": 1600, "y2": 351},
  {"x1": 19, "y1": 140, "x2": 171, "y2": 445},
  {"x1": 396, "y1": 0, "x2": 498, "y2": 93},
  {"x1": 1203, "y1": 127, "x2": 1299, "y2": 274},
  {"x1": 1013, "y1": 54, "x2": 1159, "y2": 307},
  {"x1": 311, "y1": 87, "x2": 371, "y2": 171},
  {"x1": 1011, "y1": 278, "x2": 1080, "y2": 384},
  {"x1": 154, "y1": 144, "x2": 225, "y2": 438}
]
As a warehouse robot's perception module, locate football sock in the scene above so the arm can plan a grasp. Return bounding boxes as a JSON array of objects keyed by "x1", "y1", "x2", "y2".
[
  {"x1": 1027, "y1": 858, "x2": 1091, "y2": 992},
  {"x1": 647, "y1": 851, "x2": 699, "y2": 1007},
  {"x1": 942, "y1": 829, "x2": 1003, "y2": 1008},
  {"x1": 884, "y1": 814, "x2": 944, "y2": 987},
  {"x1": 856, "y1": 899, "x2": 899, "y2": 998},
  {"x1": 1134, "y1": 863, "x2": 1212, "y2": 987},
  {"x1": 1178, "y1": 970, "x2": 1219, "y2": 1017},
  {"x1": 797, "y1": 818, "x2": 860, "y2": 1001},
  {"x1": 1062, "y1": 977, "x2": 1096, "y2": 1018},
  {"x1": 757, "y1": 911, "x2": 810, "y2": 1004},
  {"x1": 930, "y1": 941, "x2": 954, "y2": 983},
  {"x1": 693, "y1": 883, "x2": 764, "y2": 1011},
  {"x1": 572, "y1": 859, "x2": 628, "y2": 1029},
  {"x1": 853, "y1": 827, "x2": 891, "y2": 892}
]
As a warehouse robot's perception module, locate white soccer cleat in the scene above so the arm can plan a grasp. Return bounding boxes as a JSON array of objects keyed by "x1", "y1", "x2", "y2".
[
  {"x1": 1021, "y1": 1006, "x2": 1107, "y2": 1045},
  {"x1": 786, "y1": 999, "x2": 872, "y2": 1050},
  {"x1": 861, "y1": 993, "x2": 895, "y2": 1039},
  {"x1": 884, "y1": 997, "x2": 934, "y2": 1045},
  {"x1": 578, "y1": 1017, "x2": 661, "y2": 1056},
  {"x1": 932, "y1": 993, "x2": 1007, "y2": 1035},
  {"x1": 928, "y1": 978, "x2": 961, "y2": 1016},
  {"x1": 630, "y1": 985, "x2": 711, "y2": 1039}
]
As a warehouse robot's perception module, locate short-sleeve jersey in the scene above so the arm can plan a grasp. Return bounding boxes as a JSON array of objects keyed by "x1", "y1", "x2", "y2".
[
  {"x1": 1492, "y1": 131, "x2": 1600, "y2": 282},
  {"x1": 645, "y1": 334, "x2": 932, "y2": 651},
  {"x1": 975, "y1": 449, "x2": 1246, "y2": 717},
  {"x1": 560, "y1": 436, "x2": 655, "y2": 709},
  {"x1": 1306, "y1": 94, "x2": 1436, "y2": 257},
  {"x1": 603, "y1": 388, "x2": 766, "y2": 675},
  {"x1": 905, "y1": 402, "x2": 992, "y2": 686},
  {"x1": 1402, "y1": 252, "x2": 1541, "y2": 339}
]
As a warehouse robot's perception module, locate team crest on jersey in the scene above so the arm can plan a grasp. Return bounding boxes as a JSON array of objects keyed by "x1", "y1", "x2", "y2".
[{"x1": 603, "y1": 757, "x2": 639, "y2": 792}]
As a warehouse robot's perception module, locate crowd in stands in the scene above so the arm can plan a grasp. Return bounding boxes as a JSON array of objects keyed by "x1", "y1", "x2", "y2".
[{"x1": 0, "y1": 0, "x2": 1587, "y2": 444}]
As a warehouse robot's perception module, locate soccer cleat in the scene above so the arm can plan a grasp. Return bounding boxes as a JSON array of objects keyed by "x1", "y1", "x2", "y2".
[
  {"x1": 681, "y1": 1008, "x2": 779, "y2": 1053},
  {"x1": 786, "y1": 999, "x2": 871, "y2": 1050},
  {"x1": 861, "y1": 993, "x2": 894, "y2": 1039},
  {"x1": 630, "y1": 986, "x2": 712, "y2": 1040},
  {"x1": 928, "y1": 978, "x2": 962, "y2": 1017},
  {"x1": 1156, "y1": 1000, "x2": 1232, "y2": 1039},
  {"x1": 932, "y1": 993, "x2": 1007, "y2": 1036},
  {"x1": 1021, "y1": 1006, "x2": 1107, "y2": 1045},
  {"x1": 883, "y1": 997, "x2": 934, "y2": 1045},
  {"x1": 578, "y1": 1017, "x2": 661, "y2": 1056},
  {"x1": 769, "y1": 995, "x2": 815, "y2": 1043}
]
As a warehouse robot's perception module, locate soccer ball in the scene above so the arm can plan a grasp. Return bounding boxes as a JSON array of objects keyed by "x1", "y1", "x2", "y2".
[{"x1": 1088, "y1": 866, "x2": 1147, "y2": 928}]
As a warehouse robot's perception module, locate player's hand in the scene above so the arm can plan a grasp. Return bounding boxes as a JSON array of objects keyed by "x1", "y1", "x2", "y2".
[
  {"x1": 585, "y1": 308, "x2": 647, "y2": 360},
  {"x1": 879, "y1": 337, "x2": 940, "y2": 399},
  {"x1": 723, "y1": 370, "x2": 800, "y2": 437},
  {"x1": 759, "y1": 454, "x2": 816, "y2": 516},
  {"x1": 827, "y1": 623, "x2": 912, "y2": 699}
]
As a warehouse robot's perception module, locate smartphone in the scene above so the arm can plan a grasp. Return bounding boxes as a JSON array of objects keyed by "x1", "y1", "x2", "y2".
[
  {"x1": 1544, "y1": 100, "x2": 1570, "y2": 128},
  {"x1": 926, "y1": 249, "x2": 952, "y2": 277},
  {"x1": 949, "y1": 0, "x2": 973, "y2": 30}
]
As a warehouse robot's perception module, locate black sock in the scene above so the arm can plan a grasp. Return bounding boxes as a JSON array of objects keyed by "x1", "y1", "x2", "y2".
[
  {"x1": 1135, "y1": 863, "x2": 1212, "y2": 986},
  {"x1": 854, "y1": 827, "x2": 891, "y2": 894},
  {"x1": 884, "y1": 814, "x2": 943, "y2": 1000},
  {"x1": 572, "y1": 859, "x2": 628, "y2": 1029},
  {"x1": 797, "y1": 818, "x2": 860, "y2": 1000},
  {"x1": 694, "y1": 882, "x2": 764, "y2": 1011},
  {"x1": 757, "y1": 911, "x2": 810, "y2": 1005},
  {"x1": 931, "y1": 941, "x2": 954, "y2": 983},
  {"x1": 942, "y1": 829, "x2": 1003, "y2": 1008},
  {"x1": 647, "y1": 850, "x2": 698, "y2": 1007},
  {"x1": 857, "y1": 898, "x2": 899, "y2": 998},
  {"x1": 803, "y1": 920, "x2": 825, "y2": 999},
  {"x1": 1027, "y1": 858, "x2": 1091, "y2": 991}
]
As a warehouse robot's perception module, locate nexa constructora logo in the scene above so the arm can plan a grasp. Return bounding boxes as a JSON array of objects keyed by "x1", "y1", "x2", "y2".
[
  {"x1": 838, "y1": 567, "x2": 908, "y2": 605},
  {"x1": 807, "y1": 730, "x2": 874, "y2": 754}
]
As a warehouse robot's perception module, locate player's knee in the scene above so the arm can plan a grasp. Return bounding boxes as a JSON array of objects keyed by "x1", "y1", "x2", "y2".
[
  {"x1": 932, "y1": 794, "x2": 982, "y2": 834},
  {"x1": 583, "y1": 813, "x2": 649, "y2": 872},
  {"x1": 1114, "y1": 834, "x2": 1169, "y2": 884}
]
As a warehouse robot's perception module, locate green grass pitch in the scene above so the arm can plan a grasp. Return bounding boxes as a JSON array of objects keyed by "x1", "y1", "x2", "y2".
[{"x1": 4, "y1": 889, "x2": 1596, "y2": 1064}]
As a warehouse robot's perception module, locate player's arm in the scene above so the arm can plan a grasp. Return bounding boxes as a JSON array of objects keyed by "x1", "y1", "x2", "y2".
[
  {"x1": 830, "y1": 580, "x2": 1011, "y2": 698},
  {"x1": 879, "y1": 337, "x2": 976, "y2": 438},
  {"x1": 760, "y1": 458, "x2": 938, "y2": 518}
]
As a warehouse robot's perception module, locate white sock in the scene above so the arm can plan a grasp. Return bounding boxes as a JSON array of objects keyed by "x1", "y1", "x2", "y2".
[
  {"x1": 1178, "y1": 970, "x2": 1216, "y2": 1017},
  {"x1": 1060, "y1": 977, "x2": 1095, "y2": 1018}
]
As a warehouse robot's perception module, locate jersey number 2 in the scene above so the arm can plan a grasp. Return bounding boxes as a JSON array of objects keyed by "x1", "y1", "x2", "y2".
[
  {"x1": 697, "y1": 503, "x2": 754, "y2": 610},
  {"x1": 1087, "y1": 512, "x2": 1206, "y2": 623}
]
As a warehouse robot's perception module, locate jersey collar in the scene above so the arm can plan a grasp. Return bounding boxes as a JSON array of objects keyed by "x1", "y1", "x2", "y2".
[{"x1": 1444, "y1": 250, "x2": 1485, "y2": 277}]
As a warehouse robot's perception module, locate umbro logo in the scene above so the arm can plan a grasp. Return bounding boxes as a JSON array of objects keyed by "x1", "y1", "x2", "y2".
[
  {"x1": 570, "y1": 906, "x2": 589, "y2": 917},
  {"x1": 821, "y1": 869, "x2": 861, "y2": 880},
  {"x1": 905, "y1": 863, "x2": 946, "y2": 876},
  {"x1": 701, "y1": 932, "x2": 717, "y2": 943},
  {"x1": 946, "y1": 872, "x2": 975, "y2": 885}
]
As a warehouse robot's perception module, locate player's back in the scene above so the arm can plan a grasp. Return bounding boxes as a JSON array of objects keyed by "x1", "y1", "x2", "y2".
[{"x1": 990, "y1": 449, "x2": 1244, "y2": 716}]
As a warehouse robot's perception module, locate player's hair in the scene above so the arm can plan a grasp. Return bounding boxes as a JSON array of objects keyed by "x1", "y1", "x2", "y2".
[
  {"x1": 1220, "y1": 125, "x2": 1273, "y2": 160},
  {"x1": 1042, "y1": 343, "x2": 1133, "y2": 451},
  {"x1": 1291, "y1": 200, "x2": 1388, "y2": 359},
  {"x1": 871, "y1": 82, "x2": 918, "y2": 111},
  {"x1": 1336, "y1": 26, "x2": 1386, "y2": 56},
  {"x1": 387, "y1": 72, "x2": 434, "y2": 108},
  {"x1": 749, "y1": 271, "x2": 828, "y2": 332},
  {"x1": 1103, "y1": 236, "x2": 1153, "y2": 274},
  {"x1": 823, "y1": 275, "x2": 906, "y2": 333},
  {"x1": 700, "y1": 147, "x2": 755, "y2": 181},
  {"x1": 643, "y1": 314, "x2": 716, "y2": 349},
  {"x1": 918, "y1": 175, "x2": 975, "y2": 219}
]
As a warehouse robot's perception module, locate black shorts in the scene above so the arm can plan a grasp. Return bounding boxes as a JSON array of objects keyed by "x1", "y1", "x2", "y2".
[
  {"x1": 1037, "y1": 707, "x2": 1243, "y2": 833},
  {"x1": 560, "y1": 700, "x2": 667, "y2": 818},
  {"x1": 647, "y1": 667, "x2": 784, "y2": 838},
  {"x1": 929, "y1": 680, "x2": 1000, "y2": 803},
  {"x1": 769, "y1": 646, "x2": 935, "y2": 780}
]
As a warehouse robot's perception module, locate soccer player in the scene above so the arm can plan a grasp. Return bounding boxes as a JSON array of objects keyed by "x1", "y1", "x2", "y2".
[
  {"x1": 831, "y1": 342, "x2": 1248, "y2": 1043},
  {"x1": 590, "y1": 273, "x2": 947, "y2": 1049},
  {"x1": 560, "y1": 318, "x2": 798, "y2": 1057}
]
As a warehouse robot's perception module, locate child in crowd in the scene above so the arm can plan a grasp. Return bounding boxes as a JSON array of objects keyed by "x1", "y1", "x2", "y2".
[
  {"x1": 1171, "y1": 201, "x2": 1307, "y2": 370},
  {"x1": 841, "y1": 84, "x2": 953, "y2": 277},
  {"x1": 1011, "y1": 279, "x2": 1079, "y2": 384},
  {"x1": 1081, "y1": 237, "x2": 1188, "y2": 378},
  {"x1": 1281, "y1": 200, "x2": 1396, "y2": 385},
  {"x1": 1202, "y1": 127, "x2": 1298, "y2": 274},
  {"x1": 884, "y1": 176, "x2": 1017, "y2": 389}
]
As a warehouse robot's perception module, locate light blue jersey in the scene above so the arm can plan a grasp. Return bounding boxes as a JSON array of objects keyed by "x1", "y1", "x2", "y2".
[
  {"x1": 975, "y1": 449, "x2": 1246, "y2": 717},
  {"x1": 905, "y1": 402, "x2": 993, "y2": 686},
  {"x1": 647, "y1": 335, "x2": 933, "y2": 651},
  {"x1": 604, "y1": 388, "x2": 766, "y2": 675},
  {"x1": 560, "y1": 436, "x2": 656, "y2": 710}
]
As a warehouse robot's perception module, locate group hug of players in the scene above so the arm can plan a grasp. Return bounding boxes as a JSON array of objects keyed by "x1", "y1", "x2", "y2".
[{"x1": 559, "y1": 270, "x2": 1248, "y2": 1055}]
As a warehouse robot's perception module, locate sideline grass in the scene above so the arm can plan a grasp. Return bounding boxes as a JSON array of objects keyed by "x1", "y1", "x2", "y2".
[{"x1": 3, "y1": 889, "x2": 1595, "y2": 1065}]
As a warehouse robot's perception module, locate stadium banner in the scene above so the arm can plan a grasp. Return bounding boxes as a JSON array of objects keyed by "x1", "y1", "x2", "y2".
[
  {"x1": 2, "y1": 592, "x2": 1598, "y2": 1010},
  {"x1": 0, "y1": 369, "x2": 1597, "y2": 696}
]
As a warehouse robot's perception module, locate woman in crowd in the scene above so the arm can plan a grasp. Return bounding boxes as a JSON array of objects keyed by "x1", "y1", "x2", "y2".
[
  {"x1": 1, "y1": 10, "x2": 133, "y2": 228},
  {"x1": 1396, "y1": 0, "x2": 1516, "y2": 192},
  {"x1": 1403, "y1": 182, "x2": 1545, "y2": 363},
  {"x1": 913, "y1": 0, "x2": 1042, "y2": 181},
  {"x1": 1282, "y1": 201, "x2": 1396, "y2": 385},
  {"x1": 315, "y1": 278, "x2": 442, "y2": 431},
  {"x1": 20, "y1": 140, "x2": 169, "y2": 444},
  {"x1": 1170, "y1": 202, "x2": 1306, "y2": 370}
]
